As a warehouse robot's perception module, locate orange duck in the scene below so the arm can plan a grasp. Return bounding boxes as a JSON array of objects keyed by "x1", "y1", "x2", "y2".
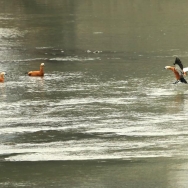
[
  {"x1": 28, "y1": 63, "x2": 44, "y2": 77},
  {"x1": 0, "y1": 72, "x2": 6, "y2": 82},
  {"x1": 165, "y1": 57, "x2": 188, "y2": 84}
]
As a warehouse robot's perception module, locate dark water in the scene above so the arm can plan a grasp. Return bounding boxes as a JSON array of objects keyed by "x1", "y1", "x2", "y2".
[{"x1": 1, "y1": 0, "x2": 188, "y2": 187}]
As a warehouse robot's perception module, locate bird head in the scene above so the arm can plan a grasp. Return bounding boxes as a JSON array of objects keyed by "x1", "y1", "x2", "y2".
[{"x1": 164, "y1": 66, "x2": 171, "y2": 69}]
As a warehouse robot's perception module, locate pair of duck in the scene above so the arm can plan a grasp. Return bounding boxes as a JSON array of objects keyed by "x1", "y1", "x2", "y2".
[{"x1": 0, "y1": 63, "x2": 44, "y2": 82}]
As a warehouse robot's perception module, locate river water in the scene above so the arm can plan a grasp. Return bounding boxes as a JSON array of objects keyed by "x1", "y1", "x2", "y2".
[{"x1": 1, "y1": 0, "x2": 188, "y2": 187}]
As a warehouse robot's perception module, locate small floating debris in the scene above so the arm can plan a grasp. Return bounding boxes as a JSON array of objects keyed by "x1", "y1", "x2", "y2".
[
  {"x1": 86, "y1": 50, "x2": 102, "y2": 54},
  {"x1": 93, "y1": 50, "x2": 102, "y2": 54}
]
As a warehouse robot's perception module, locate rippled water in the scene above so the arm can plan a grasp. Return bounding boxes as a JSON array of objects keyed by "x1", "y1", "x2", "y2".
[
  {"x1": 2, "y1": 0, "x2": 188, "y2": 187},
  {"x1": 1, "y1": 53, "x2": 188, "y2": 162}
]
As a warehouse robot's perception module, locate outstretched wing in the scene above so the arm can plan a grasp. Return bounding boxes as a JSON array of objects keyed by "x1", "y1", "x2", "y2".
[
  {"x1": 175, "y1": 64, "x2": 184, "y2": 76},
  {"x1": 183, "y1": 67, "x2": 188, "y2": 73},
  {"x1": 174, "y1": 57, "x2": 183, "y2": 70}
]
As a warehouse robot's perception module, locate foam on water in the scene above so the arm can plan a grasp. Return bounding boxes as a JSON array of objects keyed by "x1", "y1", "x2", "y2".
[{"x1": 49, "y1": 57, "x2": 101, "y2": 62}]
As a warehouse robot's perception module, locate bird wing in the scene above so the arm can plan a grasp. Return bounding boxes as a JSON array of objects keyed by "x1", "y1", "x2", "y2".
[
  {"x1": 175, "y1": 64, "x2": 183, "y2": 76},
  {"x1": 183, "y1": 67, "x2": 188, "y2": 73},
  {"x1": 174, "y1": 57, "x2": 184, "y2": 70}
]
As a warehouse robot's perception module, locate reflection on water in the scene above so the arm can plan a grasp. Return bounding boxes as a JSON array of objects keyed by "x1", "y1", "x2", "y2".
[{"x1": 1, "y1": 0, "x2": 188, "y2": 187}]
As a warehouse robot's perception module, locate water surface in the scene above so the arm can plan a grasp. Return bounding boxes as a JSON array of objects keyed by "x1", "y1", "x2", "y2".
[{"x1": 1, "y1": 0, "x2": 188, "y2": 187}]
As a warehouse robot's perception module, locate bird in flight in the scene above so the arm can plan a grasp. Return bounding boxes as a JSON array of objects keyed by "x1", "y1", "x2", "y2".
[{"x1": 165, "y1": 57, "x2": 188, "y2": 84}]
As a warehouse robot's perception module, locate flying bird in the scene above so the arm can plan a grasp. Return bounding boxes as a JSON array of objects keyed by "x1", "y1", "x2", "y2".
[
  {"x1": 27, "y1": 63, "x2": 44, "y2": 77},
  {"x1": 165, "y1": 57, "x2": 188, "y2": 84},
  {"x1": 0, "y1": 72, "x2": 6, "y2": 82}
]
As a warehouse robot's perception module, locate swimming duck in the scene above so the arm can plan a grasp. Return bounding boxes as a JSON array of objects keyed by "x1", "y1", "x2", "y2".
[
  {"x1": 0, "y1": 72, "x2": 6, "y2": 82},
  {"x1": 28, "y1": 63, "x2": 44, "y2": 77},
  {"x1": 165, "y1": 57, "x2": 188, "y2": 84}
]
